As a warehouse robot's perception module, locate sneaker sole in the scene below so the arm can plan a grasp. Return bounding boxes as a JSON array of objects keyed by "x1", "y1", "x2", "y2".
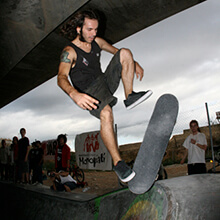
[
  {"x1": 120, "y1": 170, "x2": 136, "y2": 182},
  {"x1": 126, "y1": 90, "x2": 153, "y2": 110}
]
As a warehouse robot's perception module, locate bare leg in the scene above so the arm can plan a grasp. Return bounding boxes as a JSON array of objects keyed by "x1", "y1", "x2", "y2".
[
  {"x1": 22, "y1": 173, "x2": 25, "y2": 182},
  {"x1": 100, "y1": 105, "x2": 121, "y2": 166},
  {"x1": 64, "y1": 185, "x2": 71, "y2": 192},
  {"x1": 53, "y1": 181, "x2": 57, "y2": 190},
  {"x1": 120, "y1": 48, "x2": 135, "y2": 99},
  {"x1": 26, "y1": 172, "x2": 29, "y2": 183}
]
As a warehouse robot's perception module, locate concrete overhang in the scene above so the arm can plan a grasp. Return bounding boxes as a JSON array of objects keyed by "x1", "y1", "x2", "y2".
[{"x1": 0, "y1": 0, "x2": 206, "y2": 108}]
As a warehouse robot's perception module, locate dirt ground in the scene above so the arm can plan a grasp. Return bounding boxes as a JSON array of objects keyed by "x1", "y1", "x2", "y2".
[{"x1": 43, "y1": 162, "x2": 219, "y2": 196}]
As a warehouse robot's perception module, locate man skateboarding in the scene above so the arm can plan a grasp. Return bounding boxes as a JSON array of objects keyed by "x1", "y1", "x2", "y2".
[{"x1": 57, "y1": 10, "x2": 152, "y2": 183}]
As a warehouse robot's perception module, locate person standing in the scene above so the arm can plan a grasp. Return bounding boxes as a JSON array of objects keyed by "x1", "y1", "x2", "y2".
[
  {"x1": 18, "y1": 128, "x2": 30, "y2": 183},
  {"x1": 181, "y1": 120, "x2": 207, "y2": 175},
  {"x1": 0, "y1": 140, "x2": 9, "y2": 180},
  {"x1": 10, "y1": 136, "x2": 19, "y2": 182},
  {"x1": 55, "y1": 134, "x2": 71, "y2": 172},
  {"x1": 29, "y1": 141, "x2": 37, "y2": 183},
  {"x1": 34, "y1": 141, "x2": 44, "y2": 184}
]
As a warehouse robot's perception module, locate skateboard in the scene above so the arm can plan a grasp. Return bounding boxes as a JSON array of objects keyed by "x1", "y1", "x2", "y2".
[{"x1": 128, "y1": 94, "x2": 178, "y2": 194}]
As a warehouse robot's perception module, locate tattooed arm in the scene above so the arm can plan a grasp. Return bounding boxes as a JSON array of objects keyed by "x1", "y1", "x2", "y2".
[
  {"x1": 57, "y1": 46, "x2": 75, "y2": 95},
  {"x1": 57, "y1": 46, "x2": 99, "y2": 110}
]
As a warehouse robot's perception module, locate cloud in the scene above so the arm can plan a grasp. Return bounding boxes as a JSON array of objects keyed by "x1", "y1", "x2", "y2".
[{"x1": 1, "y1": 0, "x2": 220, "y2": 151}]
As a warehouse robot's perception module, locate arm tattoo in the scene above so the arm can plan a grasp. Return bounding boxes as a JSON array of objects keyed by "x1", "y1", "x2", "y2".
[{"x1": 60, "y1": 50, "x2": 71, "y2": 63}]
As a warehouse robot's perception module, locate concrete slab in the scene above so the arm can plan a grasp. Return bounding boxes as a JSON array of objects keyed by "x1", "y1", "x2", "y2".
[
  {"x1": 0, "y1": 0, "x2": 206, "y2": 108},
  {"x1": 0, "y1": 174, "x2": 219, "y2": 219}
]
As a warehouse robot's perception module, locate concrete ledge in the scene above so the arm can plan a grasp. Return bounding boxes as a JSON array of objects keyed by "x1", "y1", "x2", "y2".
[{"x1": 1, "y1": 174, "x2": 219, "y2": 219}]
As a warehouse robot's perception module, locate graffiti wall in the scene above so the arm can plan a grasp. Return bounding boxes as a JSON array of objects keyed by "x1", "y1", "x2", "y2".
[{"x1": 75, "y1": 130, "x2": 112, "y2": 170}]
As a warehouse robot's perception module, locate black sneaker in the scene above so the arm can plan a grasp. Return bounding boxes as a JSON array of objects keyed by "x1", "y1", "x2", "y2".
[
  {"x1": 124, "y1": 90, "x2": 153, "y2": 110},
  {"x1": 113, "y1": 160, "x2": 135, "y2": 182}
]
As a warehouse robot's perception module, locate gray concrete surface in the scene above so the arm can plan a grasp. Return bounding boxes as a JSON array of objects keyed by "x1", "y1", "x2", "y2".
[
  {"x1": 0, "y1": 0, "x2": 206, "y2": 108},
  {"x1": 0, "y1": 174, "x2": 219, "y2": 219}
]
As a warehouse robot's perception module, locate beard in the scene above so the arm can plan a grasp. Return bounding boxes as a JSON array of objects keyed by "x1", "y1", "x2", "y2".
[{"x1": 79, "y1": 28, "x2": 86, "y2": 42}]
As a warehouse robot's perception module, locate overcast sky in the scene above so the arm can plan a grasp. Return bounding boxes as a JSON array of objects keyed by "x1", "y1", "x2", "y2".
[{"x1": 1, "y1": 0, "x2": 220, "y2": 151}]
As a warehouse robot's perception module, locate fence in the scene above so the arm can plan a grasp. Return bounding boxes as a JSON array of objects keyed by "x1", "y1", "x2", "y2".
[{"x1": 173, "y1": 100, "x2": 220, "y2": 136}]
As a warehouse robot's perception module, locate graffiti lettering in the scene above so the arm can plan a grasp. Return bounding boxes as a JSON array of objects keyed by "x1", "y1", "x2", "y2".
[
  {"x1": 79, "y1": 153, "x2": 106, "y2": 167},
  {"x1": 83, "y1": 133, "x2": 100, "y2": 152}
]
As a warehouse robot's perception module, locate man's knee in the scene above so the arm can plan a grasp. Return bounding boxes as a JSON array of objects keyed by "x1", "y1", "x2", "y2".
[
  {"x1": 100, "y1": 105, "x2": 113, "y2": 123},
  {"x1": 119, "y1": 48, "x2": 133, "y2": 63}
]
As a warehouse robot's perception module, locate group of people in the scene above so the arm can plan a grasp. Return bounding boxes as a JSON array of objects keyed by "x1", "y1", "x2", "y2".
[
  {"x1": 0, "y1": 130, "x2": 77, "y2": 192},
  {"x1": 0, "y1": 120, "x2": 208, "y2": 194},
  {"x1": 0, "y1": 9, "x2": 208, "y2": 189},
  {"x1": 0, "y1": 128, "x2": 44, "y2": 184}
]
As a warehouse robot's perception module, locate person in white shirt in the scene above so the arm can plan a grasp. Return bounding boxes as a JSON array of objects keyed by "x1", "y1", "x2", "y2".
[
  {"x1": 48, "y1": 170, "x2": 77, "y2": 192},
  {"x1": 181, "y1": 120, "x2": 207, "y2": 175}
]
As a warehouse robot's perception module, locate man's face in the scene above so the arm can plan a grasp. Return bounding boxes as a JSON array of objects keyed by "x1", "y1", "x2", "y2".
[
  {"x1": 190, "y1": 122, "x2": 198, "y2": 133},
  {"x1": 13, "y1": 137, "x2": 18, "y2": 144},
  {"x1": 77, "y1": 17, "x2": 98, "y2": 43},
  {"x1": 58, "y1": 138, "x2": 65, "y2": 146},
  {"x1": 20, "y1": 129, "x2": 26, "y2": 138}
]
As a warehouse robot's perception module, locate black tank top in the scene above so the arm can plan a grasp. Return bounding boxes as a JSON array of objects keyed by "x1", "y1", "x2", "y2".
[{"x1": 68, "y1": 41, "x2": 103, "y2": 91}]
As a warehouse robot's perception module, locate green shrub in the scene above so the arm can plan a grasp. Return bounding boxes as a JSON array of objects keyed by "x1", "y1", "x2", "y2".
[
  {"x1": 162, "y1": 158, "x2": 185, "y2": 166},
  {"x1": 43, "y1": 160, "x2": 55, "y2": 171}
]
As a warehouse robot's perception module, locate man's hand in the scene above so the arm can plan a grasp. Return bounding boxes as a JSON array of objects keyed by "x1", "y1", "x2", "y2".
[
  {"x1": 135, "y1": 61, "x2": 144, "y2": 81},
  {"x1": 70, "y1": 91, "x2": 99, "y2": 110},
  {"x1": 191, "y1": 139, "x2": 196, "y2": 145},
  {"x1": 180, "y1": 159, "x2": 185, "y2": 165}
]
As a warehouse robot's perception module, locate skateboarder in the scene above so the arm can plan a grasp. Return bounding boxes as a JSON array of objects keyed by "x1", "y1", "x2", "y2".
[{"x1": 57, "y1": 10, "x2": 152, "y2": 182}]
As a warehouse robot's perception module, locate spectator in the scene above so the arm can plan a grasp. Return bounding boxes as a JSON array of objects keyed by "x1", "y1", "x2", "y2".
[
  {"x1": 52, "y1": 140, "x2": 57, "y2": 155},
  {"x1": 18, "y1": 128, "x2": 30, "y2": 183},
  {"x1": 47, "y1": 141, "x2": 54, "y2": 155},
  {"x1": 33, "y1": 141, "x2": 44, "y2": 184},
  {"x1": 55, "y1": 134, "x2": 71, "y2": 172},
  {"x1": 0, "y1": 140, "x2": 9, "y2": 180},
  {"x1": 10, "y1": 137, "x2": 19, "y2": 182},
  {"x1": 48, "y1": 170, "x2": 77, "y2": 192},
  {"x1": 29, "y1": 141, "x2": 37, "y2": 183},
  {"x1": 181, "y1": 120, "x2": 207, "y2": 175},
  {"x1": 41, "y1": 141, "x2": 47, "y2": 157}
]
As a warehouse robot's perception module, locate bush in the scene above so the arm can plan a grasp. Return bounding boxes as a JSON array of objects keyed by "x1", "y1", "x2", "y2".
[
  {"x1": 162, "y1": 158, "x2": 174, "y2": 166},
  {"x1": 70, "y1": 152, "x2": 76, "y2": 164},
  {"x1": 162, "y1": 158, "x2": 184, "y2": 166},
  {"x1": 43, "y1": 160, "x2": 55, "y2": 171}
]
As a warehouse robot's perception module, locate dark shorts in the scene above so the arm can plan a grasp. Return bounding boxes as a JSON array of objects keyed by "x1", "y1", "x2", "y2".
[
  {"x1": 19, "y1": 161, "x2": 29, "y2": 173},
  {"x1": 56, "y1": 167, "x2": 67, "y2": 173},
  {"x1": 188, "y1": 163, "x2": 206, "y2": 175},
  {"x1": 51, "y1": 181, "x2": 77, "y2": 191},
  {"x1": 84, "y1": 50, "x2": 122, "y2": 119}
]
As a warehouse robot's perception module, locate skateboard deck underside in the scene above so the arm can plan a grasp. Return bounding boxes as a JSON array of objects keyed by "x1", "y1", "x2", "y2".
[{"x1": 128, "y1": 94, "x2": 179, "y2": 194}]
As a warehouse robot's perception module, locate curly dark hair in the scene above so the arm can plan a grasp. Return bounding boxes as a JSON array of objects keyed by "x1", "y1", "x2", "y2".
[
  {"x1": 57, "y1": 134, "x2": 67, "y2": 144},
  {"x1": 60, "y1": 9, "x2": 99, "y2": 40}
]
